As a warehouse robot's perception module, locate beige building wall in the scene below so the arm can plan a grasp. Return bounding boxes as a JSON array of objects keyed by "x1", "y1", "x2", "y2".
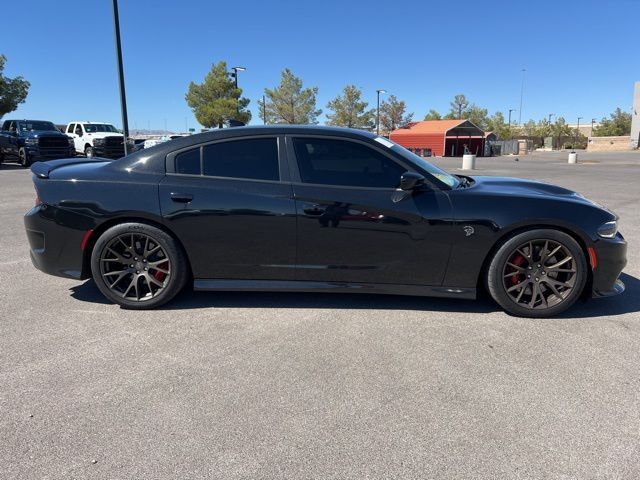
[{"x1": 587, "y1": 136, "x2": 631, "y2": 151}]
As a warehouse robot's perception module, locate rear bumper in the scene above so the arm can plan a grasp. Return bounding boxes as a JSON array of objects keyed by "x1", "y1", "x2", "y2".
[
  {"x1": 591, "y1": 233, "x2": 627, "y2": 298},
  {"x1": 24, "y1": 204, "x2": 91, "y2": 280}
]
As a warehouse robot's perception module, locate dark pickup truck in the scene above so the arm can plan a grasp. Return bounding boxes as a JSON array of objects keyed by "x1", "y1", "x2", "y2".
[{"x1": 0, "y1": 119, "x2": 75, "y2": 167}]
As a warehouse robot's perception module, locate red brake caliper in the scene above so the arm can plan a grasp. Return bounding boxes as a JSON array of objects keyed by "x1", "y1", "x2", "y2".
[
  {"x1": 511, "y1": 255, "x2": 526, "y2": 285},
  {"x1": 153, "y1": 262, "x2": 169, "y2": 282}
]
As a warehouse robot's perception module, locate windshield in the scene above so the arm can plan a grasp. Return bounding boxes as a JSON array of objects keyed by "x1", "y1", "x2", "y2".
[
  {"x1": 18, "y1": 121, "x2": 57, "y2": 132},
  {"x1": 84, "y1": 124, "x2": 118, "y2": 133},
  {"x1": 374, "y1": 137, "x2": 460, "y2": 188}
]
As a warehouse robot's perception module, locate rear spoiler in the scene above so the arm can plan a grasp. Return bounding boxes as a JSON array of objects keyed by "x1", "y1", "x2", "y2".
[{"x1": 31, "y1": 158, "x2": 110, "y2": 179}]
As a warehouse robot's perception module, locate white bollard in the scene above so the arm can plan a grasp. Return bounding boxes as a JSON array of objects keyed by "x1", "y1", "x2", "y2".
[
  {"x1": 568, "y1": 152, "x2": 578, "y2": 164},
  {"x1": 462, "y1": 154, "x2": 476, "y2": 170}
]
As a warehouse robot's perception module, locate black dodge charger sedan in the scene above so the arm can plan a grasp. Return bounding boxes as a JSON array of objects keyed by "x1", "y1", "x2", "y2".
[{"x1": 24, "y1": 126, "x2": 626, "y2": 317}]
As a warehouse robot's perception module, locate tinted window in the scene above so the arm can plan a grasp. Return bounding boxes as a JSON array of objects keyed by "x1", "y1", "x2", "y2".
[
  {"x1": 292, "y1": 138, "x2": 406, "y2": 188},
  {"x1": 202, "y1": 138, "x2": 279, "y2": 181},
  {"x1": 18, "y1": 121, "x2": 56, "y2": 132},
  {"x1": 75, "y1": 124, "x2": 83, "y2": 136},
  {"x1": 175, "y1": 148, "x2": 201, "y2": 175},
  {"x1": 67, "y1": 123, "x2": 75, "y2": 133}
]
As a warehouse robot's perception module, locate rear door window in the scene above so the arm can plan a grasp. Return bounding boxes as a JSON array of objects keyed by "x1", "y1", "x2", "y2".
[
  {"x1": 175, "y1": 148, "x2": 201, "y2": 175},
  {"x1": 202, "y1": 138, "x2": 279, "y2": 181}
]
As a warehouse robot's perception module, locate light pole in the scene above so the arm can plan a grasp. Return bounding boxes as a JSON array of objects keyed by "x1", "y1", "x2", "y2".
[
  {"x1": 231, "y1": 66, "x2": 246, "y2": 114},
  {"x1": 591, "y1": 118, "x2": 596, "y2": 137},
  {"x1": 376, "y1": 89, "x2": 387, "y2": 136},
  {"x1": 508, "y1": 109, "x2": 516, "y2": 126},
  {"x1": 518, "y1": 68, "x2": 526, "y2": 125},
  {"x1": 262, "y1": 95, "x2": 267, "y2": 125},
  {"x1": 112, "y1": 0, "x2": 129, "y2": 155},
  {"x1": 576, "y1": 116, "x2": 582, "y2": 147}
]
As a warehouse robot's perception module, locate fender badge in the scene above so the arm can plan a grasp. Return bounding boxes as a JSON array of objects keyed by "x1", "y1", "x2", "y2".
[{"x1": 463, "y1": 226, "x2": 475, "y2": 237}]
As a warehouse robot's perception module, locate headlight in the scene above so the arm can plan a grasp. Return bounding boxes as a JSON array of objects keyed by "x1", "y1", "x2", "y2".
[
  {"x1": 597, "y1": 221, "x2": 618, "y2": 238},
  {"x1": 67, "y1": 137, "x2": 75, "y2": 146},
  {"x1": 93, "y1": 138, "x2": 105, "y2": 145},
  {"x1": 25, "y1": 138, "x2": 38, "y2": 145}
]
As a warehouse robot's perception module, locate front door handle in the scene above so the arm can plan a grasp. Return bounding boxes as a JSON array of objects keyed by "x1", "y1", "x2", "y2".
[{"x1": 170, "y1": 192, "x2": 193, "y2": 203}]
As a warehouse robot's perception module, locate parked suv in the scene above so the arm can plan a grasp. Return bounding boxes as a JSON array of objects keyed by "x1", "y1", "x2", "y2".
[
  {"x1": 0, "y1": 119, "x2": 75, "y2": 167},
  {"x1": 65, "y1": 121, "x2": 133, "y2": 159}
]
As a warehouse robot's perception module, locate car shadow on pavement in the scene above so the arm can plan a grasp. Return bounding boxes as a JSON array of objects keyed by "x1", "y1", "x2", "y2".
[
  {"x1": 69, "y1": 272, "x2": 640, "y2": 318},
  {"x1": 70, "y1": 279, "x2": 499, "y2": 314},
  {"x1": 560, "y1": 273, "x2": 640, "y2": 319},
  {"x1": 0, "y1": 163, "x2": 26, "y2": 170}
]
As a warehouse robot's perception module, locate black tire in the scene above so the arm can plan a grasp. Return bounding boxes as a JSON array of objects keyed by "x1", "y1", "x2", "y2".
[
  {"x1": 90, "y1": 223, "x2": 189, "y2": 309},
  {"x1": 486, "y1": 229, "x2": 587, "y2": 318},
  {"x1": 19, "y1": 147, "x2": 32, "y2": 168},
  {"x1": 85, "y1": 145, "x2": 95, "y2": 158}
]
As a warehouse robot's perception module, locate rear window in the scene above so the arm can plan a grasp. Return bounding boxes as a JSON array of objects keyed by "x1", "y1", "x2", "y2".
[{"x1": 202, "y1": 138, "x2": 279, "y2": 181}]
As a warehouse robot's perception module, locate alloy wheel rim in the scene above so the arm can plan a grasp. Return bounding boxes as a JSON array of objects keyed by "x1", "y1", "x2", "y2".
[
  {"x1": 502, "y1": 239, "x2": 577, "y2": 310},
  {"x1": 99, "y1": 233, "x2": 170, "y2": 302}
]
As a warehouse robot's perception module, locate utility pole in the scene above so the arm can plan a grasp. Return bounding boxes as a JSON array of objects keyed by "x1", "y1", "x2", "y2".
[
  {"x1": 112, "y1": 0, "x2": 129, "y2": 155},
  {"x1": 376, "y1": 89, "x2": 387, "y2": 136},
  {"x1": 518, "y1": 68, "x2": 526, "y2": 125},
  {"x1": 262, "y1": 95, "x2": 267, "y2": 125},
  {"x1": 591, "y1": 118, "x2": 596, "y2": 137}
]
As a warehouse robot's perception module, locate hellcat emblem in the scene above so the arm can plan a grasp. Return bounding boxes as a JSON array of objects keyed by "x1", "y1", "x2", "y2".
[{"x1": 463, "y1": 226, "x2": 475, "y2": 237}]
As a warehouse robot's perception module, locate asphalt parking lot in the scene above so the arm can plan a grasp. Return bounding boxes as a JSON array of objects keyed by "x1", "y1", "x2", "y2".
[{"x1": 1, "y1": 150, "x2": 639, "y2": 479}]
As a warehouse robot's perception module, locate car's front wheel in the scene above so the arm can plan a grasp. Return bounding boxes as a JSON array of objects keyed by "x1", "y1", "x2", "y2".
[
  {"x1": 19, "y1": 147, "x2": 32, "y2": 167},
  {"x1": 487, "y1": 229, "x2": 587, "y2": 317},
  {"x1": 90, "y1": 223, "x2": 189, "y2": 309},
  {"x1": 85, "y1": 145, "x2": 95, "y2": 158}
]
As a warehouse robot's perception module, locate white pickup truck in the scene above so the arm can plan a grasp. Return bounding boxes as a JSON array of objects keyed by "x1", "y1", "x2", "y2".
[{"x1": 64, "y1": 121, "x2": 133, "y2": 158}]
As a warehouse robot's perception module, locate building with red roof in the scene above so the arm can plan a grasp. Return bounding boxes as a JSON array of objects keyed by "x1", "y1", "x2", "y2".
[{"x1": 390, "y1": 119, "x2": 486, "y2": 157}]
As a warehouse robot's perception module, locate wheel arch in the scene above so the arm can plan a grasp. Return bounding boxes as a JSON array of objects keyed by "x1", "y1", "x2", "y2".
[
  {"x1": 81, "y1": 216, "x2": 192, "y2": 280},
  {"x1": 476, "y1": 223, "x2": 593, "y2": 298}
]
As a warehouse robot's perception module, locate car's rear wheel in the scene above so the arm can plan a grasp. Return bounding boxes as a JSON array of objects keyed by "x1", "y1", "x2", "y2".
[
  {"x1": 90, "y1": 223, "x2": 188, "y2": 309},
  {"x1": 487, "y1": 229, "x2": 587, "y2": 317},
  {"x1": 19, "y1": 147, "x2": 32, "y2": 167}
]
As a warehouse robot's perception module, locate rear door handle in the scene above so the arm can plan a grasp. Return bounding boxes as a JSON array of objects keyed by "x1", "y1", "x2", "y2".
[{"x1": 170, "y1": 192, "x2": 193, "y2": 203}]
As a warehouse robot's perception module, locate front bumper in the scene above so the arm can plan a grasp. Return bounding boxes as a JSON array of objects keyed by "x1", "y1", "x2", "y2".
[
  {"x1": 24, "y1": 204, "x2": 92, "y2": 280},
  {"x1": 26, "y1": 145, "x2": 76, "y2": 159},
  {"x1": 591, "y1": 233, "x2": 627, "y2": 298},
  {"x1": 94, "y1": 145, "x2": 125, "y2": 159}
]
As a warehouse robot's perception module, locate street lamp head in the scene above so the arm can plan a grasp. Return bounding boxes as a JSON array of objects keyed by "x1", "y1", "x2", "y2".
[
  {"x1": 232, "y1": 66, "x2": 246, "y2": 72},
  {"x1": 377, "y1": 89, "x2": 387, "y2": 94}
]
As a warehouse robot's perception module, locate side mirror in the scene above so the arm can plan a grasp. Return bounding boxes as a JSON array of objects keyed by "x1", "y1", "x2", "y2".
[{"x1": 400, "y1": 172, "x2": 426, "y2": 191}]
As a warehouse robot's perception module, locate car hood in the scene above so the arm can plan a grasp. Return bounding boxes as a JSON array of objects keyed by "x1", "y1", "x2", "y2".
[
  {"x1": 466, "y1": 175, "x2": 603, "y2": 206},
  {"x1": 23, "y1": 130, "x2": 68, "y2": 139},
  {"x1": 84, "y1": 132, "x2": 124, "y2": 139}
]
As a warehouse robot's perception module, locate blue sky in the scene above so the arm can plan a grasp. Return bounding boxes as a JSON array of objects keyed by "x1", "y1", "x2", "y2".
[{"x1": 1, "y1": 0, "x2": 638, "y2": 132}]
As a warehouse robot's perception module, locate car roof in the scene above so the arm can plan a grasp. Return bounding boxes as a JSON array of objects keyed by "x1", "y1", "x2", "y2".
[
  {"x1": 117, "y1": 125, "x2": 379, "y2": 173},
  {"x1": 69, "y1": 121, "x2": 115, "y2": 124},
  {"x1": 4, "y1": 119, "x2": 55, "y2": 123}
]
